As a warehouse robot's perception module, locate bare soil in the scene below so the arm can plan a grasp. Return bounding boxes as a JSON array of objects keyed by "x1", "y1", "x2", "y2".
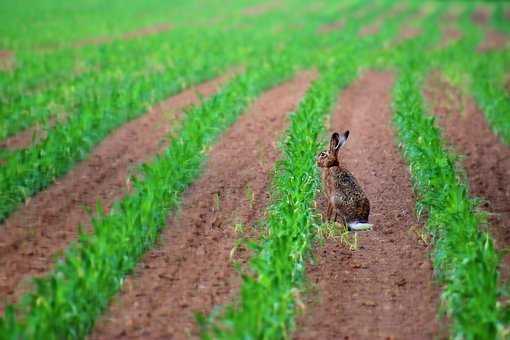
[
  {"x1": 243, "y1": 2, "x2": 281, "y2": 16},
  {"x1": 438, "y1": 26, "x2": 462, "y2": 48},
  {"x1": 296, "y1": 71, "x2": 440, "y2": 339},
  {"x1": 423, "y1": 71, "x2": 510, "y2": 278},
  {"x1": 0, "y1": 115, "x2": 66, "y2": 151},
  {"x1": 0, "y1": 75, "x2": 230, "y2": 314},
  {"x1": 359, "y1": 22, "x2": 380, "y2": 37},
  {"x1": 478, "y1": 30, "x2": 509, "y2": 52},
  {"x1": 394, "y1": 26, "x2": 421, "y2": 45},
  {"x1": 472, "y1": 6, "x2": 491, "y2": 26},
  {"x1": 318, "y1": 20, "x2": 345, "y2": 34},
  {"x1": 74, "y1": 23, "x2": 171, "y2": 48},
  {"x1": 90, "y1": 72, "x2": 315, "y2": 339},
  {"x1": 0, "y1": 50, "x2": 15, "y2": 71}
]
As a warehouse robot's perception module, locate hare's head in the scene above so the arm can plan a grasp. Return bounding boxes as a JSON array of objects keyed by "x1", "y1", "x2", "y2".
[{"x1": 316, "y1": 131, "x2": 349, "y2": 168}]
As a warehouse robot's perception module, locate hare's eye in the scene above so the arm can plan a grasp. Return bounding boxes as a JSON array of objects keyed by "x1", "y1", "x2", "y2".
[{"x1": 320, "y1": 152, "x2": 326, "y2": 158}]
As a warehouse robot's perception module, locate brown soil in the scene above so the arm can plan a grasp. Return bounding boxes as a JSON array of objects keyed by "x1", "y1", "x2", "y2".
[
  {"x1": 243, "y1": 2, "x2": 280, "y2": 16},
  {"x1": 438, "y1": 26, "x2": 462, "y2": 48},
  {"x1": 90, "y1": 71, "x2": 315, "y2": 339},
  {"x1": 423, "y1": 72, "x2": 510, "y2": 278},
  {"x1": 0, "y1": 115, "x2": 66, "y2": 151},
  {"x1": 478, "y1": 30, "x2": 509, "y2": 52},
  {"x1": 395, "y1": 26, "x2": 421, "y2": 45},
  {"x1": 0, "y1": 75, "x2": 230, "y2": 314},
  {"x1": 472, "y1": 6, "x2": 491, "y2": 26},
  {"x1": 318, "y1": 20, "x2": 345, "y2": 34},
  {"x1": 296, "y1": 71, "x2": 440, "y2": 339},
  {"x1": 74, "y1": 23, "x2": 171, "y2": 48},
  {"x1": 359, "y1": 22, "x2": 380, "y2": 37},
  {"x1": 0, "y1": 50, "x2": 15, "y2": 71}
]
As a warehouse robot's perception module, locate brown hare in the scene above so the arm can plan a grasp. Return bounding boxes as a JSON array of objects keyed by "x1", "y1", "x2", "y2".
[{"x1": 316, "y1": 131, "x2": 372, "y2": 231}]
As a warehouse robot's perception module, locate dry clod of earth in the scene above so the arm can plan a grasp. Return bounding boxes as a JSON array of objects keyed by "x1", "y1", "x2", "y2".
[
  {"x1": 424, "y1": 71, "x2": 510, "y2": 280},
  {"x1": 296, "y1": 71, "x2": 439, "y2": 339},
  {"x1": 0, "y1": 75, "x2": 229, "y2": 315},
  {"x1": 90, "y1": 72, "x2": 315, "y2": 340}
]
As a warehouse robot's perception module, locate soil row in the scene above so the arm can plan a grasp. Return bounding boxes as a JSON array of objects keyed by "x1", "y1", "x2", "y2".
[
  {"x1": 0, "y1": 74, "x2": 230, "y2": 314},
  {"x1": 296, "y1": 71, "x2": 440, "y2": 339}
]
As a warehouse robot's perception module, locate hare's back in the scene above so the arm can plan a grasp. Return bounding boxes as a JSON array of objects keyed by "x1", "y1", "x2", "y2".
[{"x1": 331, "y1": 167, "x2": 364, "y2": 194}]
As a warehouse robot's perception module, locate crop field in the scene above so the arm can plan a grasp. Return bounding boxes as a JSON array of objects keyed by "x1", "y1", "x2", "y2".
[{"x1": 0, "y1": 0, "x2": 509, "y2": 339}]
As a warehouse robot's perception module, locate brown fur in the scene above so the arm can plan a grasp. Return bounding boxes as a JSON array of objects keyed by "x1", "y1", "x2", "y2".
[{"x1": 316, "y1": 131, "x2": 370, "y2": 225}]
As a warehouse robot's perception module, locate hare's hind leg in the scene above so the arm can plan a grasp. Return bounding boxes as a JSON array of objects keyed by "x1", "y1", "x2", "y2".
[{"x1": 326, "y1": 203, "x2": 333, "y2": 221}]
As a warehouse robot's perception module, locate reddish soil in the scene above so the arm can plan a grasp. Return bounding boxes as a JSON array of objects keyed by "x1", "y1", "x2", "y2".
[
  {"x1": 394, "y1": 26, "x2": 421, "y2": 45},
  {"x1": 74, "y1": 23, "x2": 171, "y2": 48},
  {"x1": 90, "y1": 72, "x2": 315, "y2": 339},
  {"x1": 472, "y1": 6, "x2": 491, "y2": 26},
  {"x1": 423, "y1": 72, "x2": 510, "y2": 277},
  {"x1": 243, "y1": 2, "x2": 280, "y2": 16},
  {"x1": 478, "y1": 30, "x2": 509, "y2": 52},
  {"x1": 438, "y1": 26, "x2": 462, "y2": 48},
  {"x1": 296, "y1": 71, "x2": 440, "y2": 339},
  {"x1": 359, "y1": 22, "x2": 380, "y2": 37},
  {"x1": 0, "y1": 75, "x2": 230, "y2": 314},
  {"x1": 318, "y1": 20, "x2": 345, "y2": 34},
  {"x1": 0, "y1": 50, "x2": 15, "y2": 71},
  {"x1": 0, "y1": 115, "x2": 66, "y2": 151}
]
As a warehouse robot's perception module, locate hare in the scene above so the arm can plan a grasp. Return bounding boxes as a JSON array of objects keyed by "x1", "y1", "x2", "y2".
[{"x1": 316, "y1": 131, "x2": 372, "y2": 231}]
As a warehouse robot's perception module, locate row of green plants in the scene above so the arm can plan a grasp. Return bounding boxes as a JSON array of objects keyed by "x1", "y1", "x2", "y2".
[
  {"x1": 492, "y1": 3, "x2": 510, "y2": 35},
  {"x1": 393, "y1": 64, "x2": 508, "y2": 339},
  {"x1": 0, "y1": 56, "x2": 296, "y2": 340}
]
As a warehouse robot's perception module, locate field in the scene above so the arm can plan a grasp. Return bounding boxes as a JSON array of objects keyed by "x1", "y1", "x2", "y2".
[{"x1": 0, "y1": 0, "x2": 509, "y2": 339}]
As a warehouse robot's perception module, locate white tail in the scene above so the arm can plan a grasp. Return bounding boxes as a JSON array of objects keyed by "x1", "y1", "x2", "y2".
[{"x1": 348, "y1": 222, "x2": 373, "y2": 231}]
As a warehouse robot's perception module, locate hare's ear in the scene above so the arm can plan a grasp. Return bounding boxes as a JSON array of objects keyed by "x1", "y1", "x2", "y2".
[
  {"x1": 338, "y1": 130, "x2": 349, "y2": 148},
  {"x1": 329, "y1": 132, "x2": 341, "y2": 154},
  {"x1": 330, "y1": 131, "x2": 349, "y2": 154}
]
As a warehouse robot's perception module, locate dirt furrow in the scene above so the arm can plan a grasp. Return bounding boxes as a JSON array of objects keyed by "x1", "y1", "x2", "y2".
[
  {"x1": 0, "y1": 50, "x2": 15, "y2": 71},
  {"x1": 318, "y1": 20, "x2": 345, "y2": 34},
  {"x1": 0, "y1": 114, "x2": 66, "y2": 151},
  {"x1": 90, "y1": 71, "x2": 315, "y2": 340},
  {"x1": 478, "y1": 30, "x2": 509, "y2": 52},
  {"x1": 74, "y1": 23, "x2": 172, "y2": 48},
  {"x1": 296, "y1": 71, "x2": 439, "y2": 339},
  {"x1": 0, "y1": 75, "x2": 230, "y2": 314},
  {"x1": 423, "y1": 72, "x2": 510, "y2": 277}
]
